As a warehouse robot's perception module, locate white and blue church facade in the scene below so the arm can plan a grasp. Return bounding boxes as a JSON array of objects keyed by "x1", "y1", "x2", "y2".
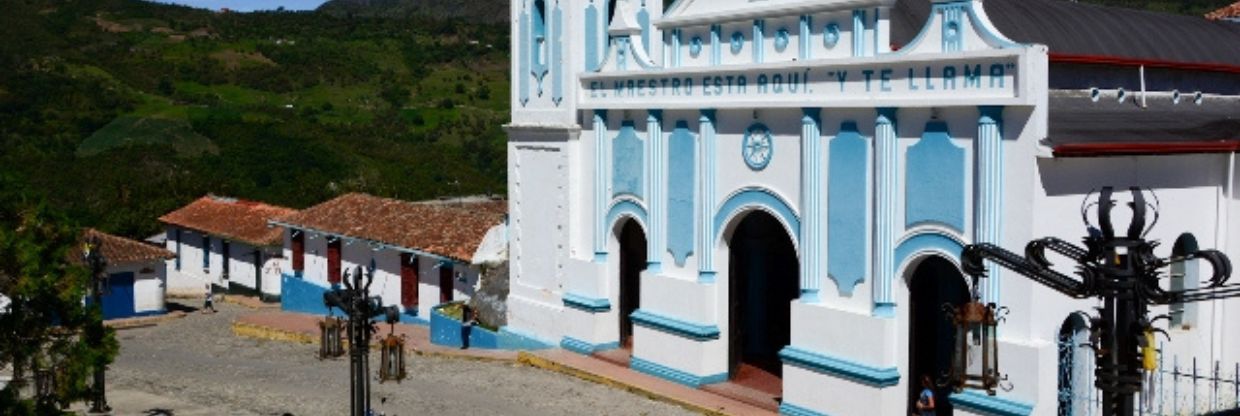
[{"x1": 504, "y1": 0, "x2": 1240, "y2": 415}]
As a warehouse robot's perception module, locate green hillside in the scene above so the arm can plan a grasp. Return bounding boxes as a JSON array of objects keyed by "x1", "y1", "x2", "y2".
[{"x1": 0, "y1": 0, "x2": 509, "y2": 238}]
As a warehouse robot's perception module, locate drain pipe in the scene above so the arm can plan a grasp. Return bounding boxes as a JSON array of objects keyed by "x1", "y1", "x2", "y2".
[{"x1": 1139, "y1": 65, "x2": 1147, "y2": 108}]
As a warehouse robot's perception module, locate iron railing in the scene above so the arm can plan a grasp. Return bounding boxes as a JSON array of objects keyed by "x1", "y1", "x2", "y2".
[{"x1": 1060, "y1": 338, "x2": 1240, "y2": 416}]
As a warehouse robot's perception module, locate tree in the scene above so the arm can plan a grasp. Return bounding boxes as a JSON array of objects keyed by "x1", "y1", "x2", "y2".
[{"x1": 0, "y1": 177, "x2": 118, "y2": 415}]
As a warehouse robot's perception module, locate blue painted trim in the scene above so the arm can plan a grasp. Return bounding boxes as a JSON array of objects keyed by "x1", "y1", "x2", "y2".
[
  {"x1": 851, "y1": 9, "x2": 866, "y2": 57},
  {"x1": 742, "y1": 123, "x2": 773, "y2": 171},
  {"x1": 519, "y1": 6, "x2": 530, "y2": 105},
  {"x1": 714, "y1": 187, "x2": 801, "y2": 246},
  {"x1": 950, "y1": 390, "x2": 1035, "y2": 416},
  {"x1": 780, "y1": 402, "x2": 828, "y2": 416},
  {"x1": 779, "y1": 346, "x2": 900, "y2": 387},
  {"x1": 710, "y1": 25, "x2": 722, "y2": 65},
  {"x1": 895, "y1": 0, "x2": 1022, "y2": 55},
  {"x1": 593, "y1": 252, "x2": 608, "y2": 263},
  {"x1": 637, "y1": 2, "x2": 652, "y2": 52},
  {"x1": 905, "y1": 121, "x2": 966, "y2": 232},
  {"x1": 498, "y1": 326, "x2": 555, "y2": 350},
  {"x1": 629, "y1": 309, "x2": 720, "y2": 341},
  {"x1": 584, "y1": 1, "x2": 600, "y2": 71},
  {"x1": 699, "y1": 271, "x2": 716, "y2": 284},
  {"x1": 730, "y1": 31, "x2": 744, "y2": 55},
  {"x1": 281, "y1": 273, "x2": 332, "y2": 316},
  {"x1": 824, "y1": 23, "x2": 840, "y2": 49},
  {"x1": 827, "y1": 122, "x2": 868, "y2": 297},
  {"x1": 530, "y1": 0, "x2": 549, "y2": 96},
  {"x1": 894, "y1": 232, "x2": 965, "y2": 272},
  {"x1": 667, "y1": 120, "x2": 696, "y2": 267},
  {"x1": 560, "y1": 336, "x2": 619, "y2": 355},
  {"x1": 612, "y1": 121, "x2": 644, "y2": 199},
  {"x1": 550, "y1": 1, "x2": 564, "y2": 105},
  {"x1": 753, "y1": 19, "x2": 765, "y2": 63},
  {"x1": 873, "y1": 302, "x2": 896, "y2": 318},
  {"x1": 606, "y1": 199, "x2": 649, "y2": 237},
  {"x1": 798, "y1": 15, "x2": 812, "y2": 60},
  {"x1": 630, "y1": 356, "x2": 728, "y2": 388},
  {"x1": 562, "y1": 292, "x2": 611, "y2": 312}
]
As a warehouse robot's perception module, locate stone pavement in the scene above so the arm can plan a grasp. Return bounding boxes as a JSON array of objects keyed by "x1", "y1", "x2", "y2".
[
  {"x1": 234, "y1": 308, "x2": 777, "y2": 415},
  {"x1": 233, "y1": 309, "x2": 516, "y2": 361}
]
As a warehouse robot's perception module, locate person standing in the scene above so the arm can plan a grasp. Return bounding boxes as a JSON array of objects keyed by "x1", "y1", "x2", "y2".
[
  {"x1": 460, "y1": 304, "x2": 474, "y2": 349},
  {"x1": 203, "y1": 283, "x2": 216, "y2": 314},
  {"x1": 914, "y1": 375, "x2": 936, "y2": 416}
]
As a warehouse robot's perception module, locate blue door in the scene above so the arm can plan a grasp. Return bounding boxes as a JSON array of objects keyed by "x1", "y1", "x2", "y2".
[{"x1": 101, "y1": 272, "x2": 136, "y2": 320}]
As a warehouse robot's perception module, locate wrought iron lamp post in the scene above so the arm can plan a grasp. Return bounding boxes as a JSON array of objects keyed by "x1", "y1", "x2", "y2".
[
  {"x1": 958, "y1": 187, "x2": 1240, "y2": 416},
  {"x1": 82, "y1": 236, "x2": 110, "y2": 414},
  {"x1": 323, "y1": 265, "x2": 400, "y2": 416}
]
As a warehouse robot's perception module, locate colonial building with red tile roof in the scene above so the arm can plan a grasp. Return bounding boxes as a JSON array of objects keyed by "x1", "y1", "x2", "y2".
[
  {"x1": 270, "y1": 193, "x2": 507, "y2": 321},
  {"x1": 71, "y1": 228, "x2": 175, "y2": 319},
  {"x1": 159, "y1": 195, "x2": 297, "y2": 300}
]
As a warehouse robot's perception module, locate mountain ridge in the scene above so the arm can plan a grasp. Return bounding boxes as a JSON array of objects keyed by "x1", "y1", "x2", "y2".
[{"x1": 317, "y1": 0, "x2": 511, "y2": 23}]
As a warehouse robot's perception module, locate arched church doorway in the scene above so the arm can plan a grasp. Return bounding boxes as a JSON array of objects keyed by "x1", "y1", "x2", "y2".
[
  {"x1": 907, "y1": 256, "x2": 969, "y2": 416},
  {"x1": 618, "y1": 219, "x2": 647, "y2": 349},
  {"x1": 728, "y1": 211, "x2": 799, "y2": 382}
]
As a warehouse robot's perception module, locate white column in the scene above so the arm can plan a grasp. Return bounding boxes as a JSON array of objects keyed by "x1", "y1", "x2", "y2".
[
  {"x1": 698, "y1": 109, "x2": 717, "y2": 283},
  {"x1": 800, "y1": 108, "x2": 822, "y2": 302},
  {"x1": 873, "y1": 108, "x2": 897, "y2": 316},
  {"x1": 593, "y1": 110, "x2": 609, "y2": 263},
  {"x1": 647, "y1": 110, "x2": 664, "y2": 273},
  {"x1": 976, "y1": 106, "x2": 1004, "y2": 304}
]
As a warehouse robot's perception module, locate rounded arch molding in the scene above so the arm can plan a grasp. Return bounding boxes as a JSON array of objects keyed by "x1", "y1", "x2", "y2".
[
  {"x1": 606, "y1": 198, "x2": 649, "y2": 238},
  {"x1": 894, "y1": 230, "x2": 968, "y2": 283},
  {"x1": 712, "y1": 187, "x2": 801, "y2": 253}
]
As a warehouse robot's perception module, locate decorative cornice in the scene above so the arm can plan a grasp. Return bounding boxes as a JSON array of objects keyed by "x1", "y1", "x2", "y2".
[
  {"x1": 562, "y1": 292, "x2": 612, "y2": 313},
  {"x1": 629, "y1": 309, "x2": 720, "y2": 340},
  {"x1": 950, "y1": 390, "x2": 1034, "y2": 416},
  {"x1": 778, "y1": 346, "x2": 900, "y2": 387}
]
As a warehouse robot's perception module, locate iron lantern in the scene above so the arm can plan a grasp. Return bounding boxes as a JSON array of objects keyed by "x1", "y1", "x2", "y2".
[
  {"x1": 378, "y1": 334, "x2": 406, "y2": 383},
  {"x1": 943, "y1": 274, "x2": 1007, "y2": 396},
  {"x1": 319, "y1": 316, "x2": 345, "y2": 359}
]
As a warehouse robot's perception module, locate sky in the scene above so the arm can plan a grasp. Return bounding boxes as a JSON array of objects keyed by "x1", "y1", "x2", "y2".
[{"x1": 148, "y1": 0, "x2": 330, "y2": 12}]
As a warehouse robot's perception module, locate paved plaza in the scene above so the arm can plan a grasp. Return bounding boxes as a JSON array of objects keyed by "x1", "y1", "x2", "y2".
[{"x1": 95, "y1": 300, "x2": 696, "y2": 416}]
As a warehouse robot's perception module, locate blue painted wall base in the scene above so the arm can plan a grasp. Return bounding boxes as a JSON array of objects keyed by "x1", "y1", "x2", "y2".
[
  {"x1": 281, "y1": 273, "x2": 332, "y2": 316},
  {"x1": 428, "y1": 306, "x2": 553, "y2": 350},
  {"x1": 630, "y1": 356, "x2": 727, "y2": 388},
  {"x1": 780, "y1": 402, "x2": 829, "y2": 416},
  {"x1": 560, "y1": 336, "x2": 619, "y2": 355}
]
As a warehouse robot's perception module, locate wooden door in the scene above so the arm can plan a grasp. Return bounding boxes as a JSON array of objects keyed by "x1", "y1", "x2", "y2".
[
  {"x1": 401, "y1": 254, "x2": 418, "y2": 309},
  {"x1": 327, "y1": 239, "x2": 341, "y2": 285},
  {"x1": 439, "y1": 263, "x2": 454, "y2": 303}
]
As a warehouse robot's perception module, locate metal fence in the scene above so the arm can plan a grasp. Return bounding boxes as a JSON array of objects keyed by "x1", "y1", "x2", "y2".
[{"x1": 1059, "y1": 337, "x2": 1240, "y2": 416}]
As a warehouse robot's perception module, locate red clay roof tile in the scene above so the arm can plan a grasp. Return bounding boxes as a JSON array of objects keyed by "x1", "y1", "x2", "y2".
[
  {"x1": 70, "y1": 228, "x2": 175, "y2": 266},
  {"x1": 158, "y1": 195, "x2": 297, "y2": 247},
  {"x1": 275, "y1": 193, "x2": 506, "y2": 263}
]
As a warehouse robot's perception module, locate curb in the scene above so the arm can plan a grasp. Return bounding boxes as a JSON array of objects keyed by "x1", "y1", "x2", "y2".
[
  {"x1": 106, "y1": 311, "x2": 187, "y2": 330},
  {"x1": 516, "y1": 352, "x2": 727, "y2": 416},
  {"x1": 231, "y1": 321, "x2": 316, "y2": 344}
]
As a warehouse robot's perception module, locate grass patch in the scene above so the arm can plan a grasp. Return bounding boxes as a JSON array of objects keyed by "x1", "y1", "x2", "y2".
[{"x1": 77, "y1": 114, "x2": 216, "y2": 158}]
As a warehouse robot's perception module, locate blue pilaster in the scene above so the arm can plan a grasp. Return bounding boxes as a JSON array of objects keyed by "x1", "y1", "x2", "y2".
[
  {"x1": 710, "y1": 25, "x2": 722, "y2": 66},
  {"x1": 671, "y1": 29, "x2": 682, "y2": 68},
  {"x1": 800, "y1": 108, "x2": 822, "y2": 302},
  {"x1": 698, "y1": 109, "x2": 717, "y2": 283},
  {"x1": 977, "y1": 106, "x2": 1004, "y2": 304},
  {"x1": 873, "y1": 108, "x2": 897, "y2": 316},
  {"x1": 852, "y1": 10, "x2": 867, "y2": 57},
  {"x1": 753, "y1": 19, "x2": 765, "y2": 63},
  {"x1": 647, "y1": 109, "x2": 664, "y2": 273},
  {"x1": 799, "y1": 15, "x2": 812, "y2": 61},
  {"x1": 594, "y1": 110, "x2": 609, "y2": 262},
  {"x1": 584, "y1": 1, "x2": 600, "y2": 71}
]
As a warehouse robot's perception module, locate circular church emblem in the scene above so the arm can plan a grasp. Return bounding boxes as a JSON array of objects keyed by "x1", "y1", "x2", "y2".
[{"x1": 742, "y1": 124, "x2": 773, "y2": 170}]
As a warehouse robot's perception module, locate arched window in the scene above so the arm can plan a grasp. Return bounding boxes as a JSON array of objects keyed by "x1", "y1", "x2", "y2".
[
  {"x1": 1057, "y1": 314, "x2": 1095, "y2": 416},
  {"x1": 1170, "y1": 233, "x2": 1199, "y2": 329}
]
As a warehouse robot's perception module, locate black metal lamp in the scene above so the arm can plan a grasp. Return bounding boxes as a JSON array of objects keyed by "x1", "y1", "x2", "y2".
[
  {"x1": 944, "y1": 279, "x2": 1005, "y2": 395},
  {"x1": 319, "y1": 316, "x2": 345, "y2": 359},
  {"x1": 378, "y1": 308, "x2": 406, "y2": 383}
]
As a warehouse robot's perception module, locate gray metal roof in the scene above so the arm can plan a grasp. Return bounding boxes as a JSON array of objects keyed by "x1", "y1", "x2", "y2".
[
  {"x1": 1047, "y1": 91, "x2": 1240, "y2": 146},
  {"x1": 893, "y1": 0, "x2": 1240, "y2": 68}
]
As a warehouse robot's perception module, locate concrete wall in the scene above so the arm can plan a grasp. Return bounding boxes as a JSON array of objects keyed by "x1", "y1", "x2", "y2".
[{"x1": 164, "y1": 226, "x2": 282, "y2": 298}]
